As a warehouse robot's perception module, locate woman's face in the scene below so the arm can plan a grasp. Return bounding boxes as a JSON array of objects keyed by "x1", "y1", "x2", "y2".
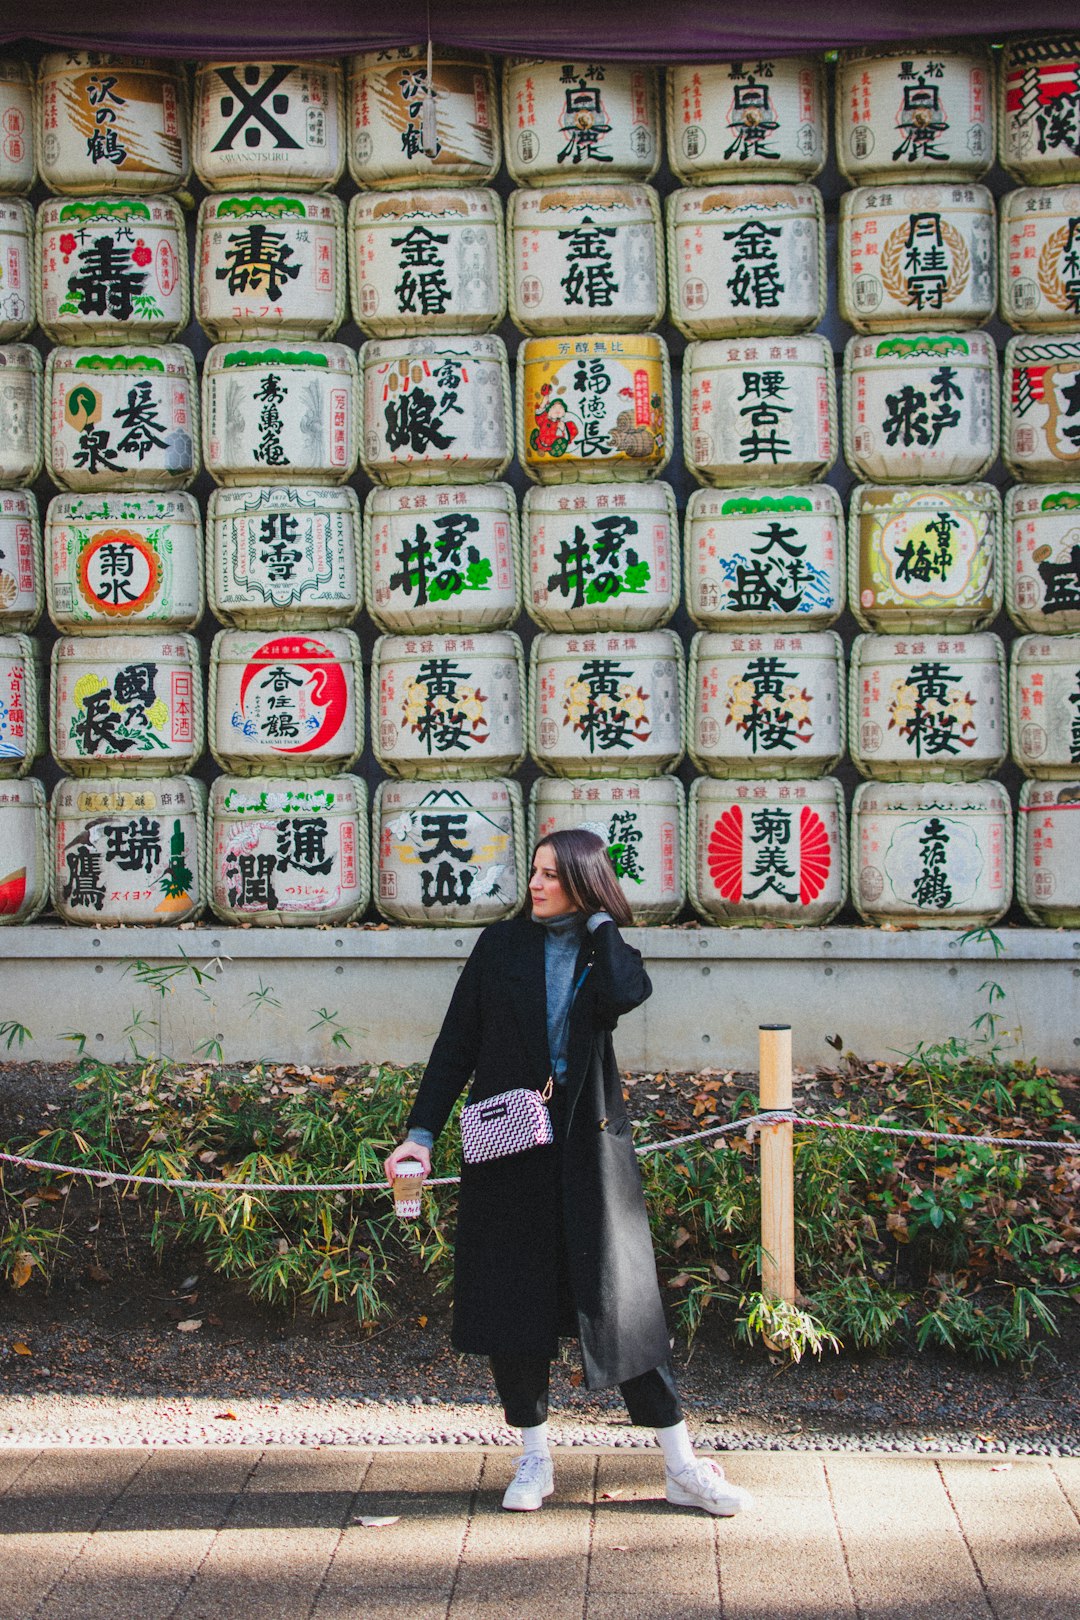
[{"x1": 529, "y1": 845, "x2": 577, "y2": 919}]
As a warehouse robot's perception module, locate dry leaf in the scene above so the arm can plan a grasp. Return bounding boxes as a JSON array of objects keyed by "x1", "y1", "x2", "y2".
[
  {"x1": 569, "y1": 1370, "x2": 584, "y2": 1387},
  {"x1": 990, "y1": 1463, "x2": 1012, "y2": 1473},
  {"x1": 86, "y1": 1262, "x2": 111, "y2": 1285},
  {"x1": 355, "y1": 1516, "x2": 400, "y2": 1528},
  {"x1": 176, "y1": 1318, "x2": 202, "y2": 1333},
  {"x1": 417, "y1": 1315, "x2": 428, "y2": 1328},
  {"x1": 600, "y1": 1490, "x2": 623, "y2": 1500},
  {"x1": 13, "y1": 1340, "x2": 31, "y2": 1355},
  {"x1": 667, "y1": 1272, "x2": 691, "y2": 1289},
  {"x1": 214, "y1": 1411, "x2": 238, "y2": 1420},
  {"x1": 10, "y1": 1250, "x2": 33, "y2": 1289},
  {"x1": 673, "y1": 1226, "x2": 692, "y2": 1251}
]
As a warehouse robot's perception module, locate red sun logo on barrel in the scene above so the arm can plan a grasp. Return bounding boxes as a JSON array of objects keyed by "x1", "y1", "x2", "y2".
[
  {"x1": 239, "y1": 636, "x2": 349, "y2": 755},
  {"x1": 707, "y1": 803, "x2": 831, "y2": 905}
]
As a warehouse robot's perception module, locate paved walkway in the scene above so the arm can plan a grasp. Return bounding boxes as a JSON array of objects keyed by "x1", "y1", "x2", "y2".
[{"x1": 1, "y1": 1447, "x2": 1078, "y2": 1619}]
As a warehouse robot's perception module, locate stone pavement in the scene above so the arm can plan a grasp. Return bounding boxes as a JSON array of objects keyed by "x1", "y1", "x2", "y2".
[{"x1": 1, "y1": 1447, "x2": 1079, "y2": 1619}]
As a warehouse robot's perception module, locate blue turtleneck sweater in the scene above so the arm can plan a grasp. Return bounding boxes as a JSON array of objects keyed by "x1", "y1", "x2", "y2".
[{"x1": 406, "y1": 910, "x2": 613, "y2": 1150}]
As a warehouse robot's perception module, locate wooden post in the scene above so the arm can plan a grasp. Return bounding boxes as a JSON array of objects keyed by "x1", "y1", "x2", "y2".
[{"x1": 759, "y1": 1024, "x2": 795, "y2": 1305}]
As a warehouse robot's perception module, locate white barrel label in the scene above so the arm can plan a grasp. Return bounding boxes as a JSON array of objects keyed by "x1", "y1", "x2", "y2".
[
  {"x1": 692, "y1": 630, "x2": 842, "y2": 776},
  {"x1": 504, "y1": 59, "x2": 658, "y2": 184},
  {"x1": 376, "y1": 778, "x2": 522, "y2": 922},
  {"x1": 669, "y1": 185, "x2": 823, "y2": 337},
  {"x1": 837, "y1": 48, "x2": 991, "y2": 182},
  {"x1": 216, "y1": 632, "x2": 358, "y2": 762},
  {"x1": 204, "y1": 342, "x2": 356, "y2": 483},
  {"x1": 48, "y1": 347, "x2": 196, "y2": 489},
  {"x1": 691, "y1": 777, "x2": 844, "y2": 923},
  {"x1": 40, "y1": 196, "x2": 185, "y2": 340},
  {"x1": 0, "y1": 200, "x2": 31, "y2": 338},
  {"x1": 47, "y1": 491, "x2": 201, "y2": 629},
  {"x1": 685, "y1": 486, "x2": 843, "y2": 628},
  {"x1": 525, "y1": 482, "x2": 676, "y2": 630},
  {"x1": 841, "y1": 183, "x2": 994, "y2": 328},
  {"x1": 851, "y1": 483, "x2": 1000, "y2": 631},
  {"x1": 212, "y1": 777, "x2": 366, "y2": 921},
  {"x1": 375, "y1": 631, "x2": 524, "y2": 775},
  {"x1": 0, "y1": 636, "x2": 33, "y2": 771},
  {"x1": 194, "y1": 62, "x2": 342, "y2": 189},
  {"x1": 1000, "y1": 185, "x2": 1080, "y2": 328},
  {"x1": 0, "y1": 344, "x2": 40, "y2": 486},
  {"x1": 1006, "y1": 336, "x2": 1080, "y2": 476},
  {"x1": 198, "y1": 194, "x2": 342, "y2": 340},
  {"x1": 846, "y1": 333, "x2": 996, "y2": 484},
  {"x1": 351, "y1": 188, "x2": 502, "y2": 336},
  {"x1": 1001, "y1": 38, "x2": 1080, "y2": 183},
  {"x1": 367, "y1": 483, "x2": 517, "y2": 633},
  {"x1": 0, "y1": 491, "x2": 40, "y2": 630},
  {"x1": 54, "y1": 635, "x2": 199, "y2": 769},
  {"x1": 0, "y1": 62, "x2": 34, "y2": 192},
  {"x1": 1007, "y1": 485, "x2": 1080, "y2": 631},
  {"x1": 362, "y1": 335, "x2": 511, "y2": 485},
  {"x1": 510, "y1": 185, "x2": 660, "y2": 334},
  {"x1": 350, "y1": 48, "x2": 499, "y2": 189},
  {"x1": 667, "y1": 60, "x2": 825, "y2": 183},
  {"x1": 852, "y1": 632, "x2": 1005, "y2": 777},
  {"x1": 209, "y1": 485, "x2": 359, "y2": 625},
  {"x1": 854, "y1": 782, "x2": 1010, "y2": 921},
  {"x1": 685, "y1": 336, "x2": 834, "y2": 485},
  {"x1": 55, "y1": 778, "x2": 202, "y2": 922},
  {"x1": 39, "y1": 54, "x2": 188, "y2": 193}
]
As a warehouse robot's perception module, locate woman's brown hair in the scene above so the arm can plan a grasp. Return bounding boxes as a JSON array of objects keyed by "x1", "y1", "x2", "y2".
[{"x1": 531, "y1": 828, "x2": 633, "y2": 927}]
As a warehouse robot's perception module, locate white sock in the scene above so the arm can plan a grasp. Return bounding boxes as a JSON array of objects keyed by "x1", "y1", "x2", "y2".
[
  {"x1": 521, "y1": 1422, "x2": 549, "y2": 1457},
  {"x1": 655, "y1": 1420, "x2": 696, "y2": 1476}
]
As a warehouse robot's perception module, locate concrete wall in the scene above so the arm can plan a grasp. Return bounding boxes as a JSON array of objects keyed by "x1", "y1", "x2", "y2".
[{"x1": 1, "y1": 925, "x2": 1077, "y2": 1072}]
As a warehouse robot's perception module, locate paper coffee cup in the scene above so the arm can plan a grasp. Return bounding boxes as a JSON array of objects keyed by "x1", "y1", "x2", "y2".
[{"x1": 392, "y1": 1158, "x2": 426, "y2": 1219}]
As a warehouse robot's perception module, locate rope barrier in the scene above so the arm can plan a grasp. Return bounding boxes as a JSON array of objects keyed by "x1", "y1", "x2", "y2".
[{"x1": 0, "y1": 1110, "x2": 1076, "y2": 1197}]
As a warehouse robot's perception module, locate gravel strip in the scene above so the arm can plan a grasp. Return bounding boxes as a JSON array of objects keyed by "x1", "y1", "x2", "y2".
[{"x1": 1, "y1": 1394, "x2": 1076, "y2": 1457}]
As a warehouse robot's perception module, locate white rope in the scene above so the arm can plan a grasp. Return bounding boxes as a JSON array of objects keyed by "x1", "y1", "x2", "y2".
[{"x1": 0, "y1": 1110, "x2": 1076, "y2": 1197}]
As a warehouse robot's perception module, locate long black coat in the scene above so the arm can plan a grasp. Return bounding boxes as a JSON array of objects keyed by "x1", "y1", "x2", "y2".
[{"x1": 406, "y1": 913, "x2": 671, "y2": 1389}]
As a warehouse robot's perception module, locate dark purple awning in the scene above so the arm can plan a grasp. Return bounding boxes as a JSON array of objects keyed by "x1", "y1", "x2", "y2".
[{"x1": 2, "y1": 0, "x2": 1077, "y2": 61}]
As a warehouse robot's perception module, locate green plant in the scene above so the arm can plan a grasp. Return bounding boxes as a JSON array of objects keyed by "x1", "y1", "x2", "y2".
[
  {"x1": 735, "y1": 1291, "x2": 842, "y2": 1362},
  {"x1": 0, "y1": 1020, "x2": 32, "y2": 1051}
]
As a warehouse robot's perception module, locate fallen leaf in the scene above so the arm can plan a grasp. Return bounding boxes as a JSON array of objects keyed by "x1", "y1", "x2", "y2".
[
  {"x1": 667, "y1": 1273, "x2": 692, "y2": 1289},
  {"x1": 355, "y1": 1516, "x2": 400, "y2": 1528},
  {"x1": 600, "y1": 1490, "x2": 623, "y2": 1500},
  {"x1": 673, "y1": 1226, "x2": 692, "y2": 1251},
  {"x1": 179, "y1": 1274, "x2": 199, "y2": 1291},
  {"x1": 207, "y1": 1313, "x2": 223, "y2": 1327},
  {"x1": 86, "y1": 1262, "x2": 110, "y2": 1285},
  {"x1": 611, "y1": 1544, "x2": 629, "y2": 1552},
  {"x1": 10, "y1": 1251, "x2": 33, "y2": 1289},
  {"x1": 417, "y1": 1315, "x2": 428, "y2": 1328},
  {"x1": 176, "y1": 1318, "x2": 202, "y2": 1333},
  {"x1": 990, "y1": 1463, "x2": 1012, "y2": 1473},
  {"x1": 569, "y1": 1370, "x2": 584, "y2": 1387},
  {"x1": 13, "y1": 1341, "x2": 31, "y2": 1355},
  {"x1": 214, "y1": 1411, "x2": 238, "y2": 1420}
]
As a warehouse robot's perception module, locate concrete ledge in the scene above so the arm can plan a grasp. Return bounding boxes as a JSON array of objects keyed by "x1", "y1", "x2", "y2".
[{"x1": 1, "y1": 926, "x2": 1077, "y2": 1071}]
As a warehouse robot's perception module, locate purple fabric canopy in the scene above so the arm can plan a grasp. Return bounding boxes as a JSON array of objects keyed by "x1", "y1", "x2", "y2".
[{"x1": 2, "y1": 0, "x2": 1075, "y2": 60}]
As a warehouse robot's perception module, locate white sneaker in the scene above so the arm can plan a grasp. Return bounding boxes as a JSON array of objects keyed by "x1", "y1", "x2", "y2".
[
  {"x1": 501, "y1": 1451, "x2": 555, "y2": 1511},
  {"x1": 666, "y1": 1459, "x2": 753, "y2": 1517}
]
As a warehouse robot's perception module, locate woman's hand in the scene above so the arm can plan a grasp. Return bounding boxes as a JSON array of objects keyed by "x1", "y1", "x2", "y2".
[{"x1": 384, "y1": 1140, "x2": 431, "y2": 1184}]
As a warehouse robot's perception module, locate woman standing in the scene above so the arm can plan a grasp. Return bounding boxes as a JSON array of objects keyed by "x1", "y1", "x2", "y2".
[{"x1": 384, "y1": 829, "x2": 752, "y2": 1517}]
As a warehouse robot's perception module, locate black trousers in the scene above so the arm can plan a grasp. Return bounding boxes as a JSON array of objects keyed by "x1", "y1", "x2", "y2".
[{"x1": 490, "y1": 1353, "x2": 683, "y2": 1430}]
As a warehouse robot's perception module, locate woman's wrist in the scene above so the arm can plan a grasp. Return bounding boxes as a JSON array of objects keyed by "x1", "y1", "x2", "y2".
[{"x1": 405, "y1": 1126, "x2": 435, "y2": 1151}]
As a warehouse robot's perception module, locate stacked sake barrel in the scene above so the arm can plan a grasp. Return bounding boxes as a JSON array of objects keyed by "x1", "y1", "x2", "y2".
[
  {"x1": 26, "y1": 54, "x2": 209, "y2": 925},
  {"x1": 347, "y1": 48, "x2": 525, "y2": 924},
  {"x1": 189, "y1": 57, "x2": 370, "y2": 924},
  {"x1": 830, "y1": 43, "x2": 1013, "y2": 928},
  {"x1": 666, "y1": 57, "x2": 847, "y2": 925},
  {"x1": 501, "y1": 59, "x2": 686, "y2": 924},
  {"x1": 997, "y1": 36, "x2": 1080, "y2": 927},
  {"x1": 0, "y1": 62, "x2": 45, "y2": 922}
]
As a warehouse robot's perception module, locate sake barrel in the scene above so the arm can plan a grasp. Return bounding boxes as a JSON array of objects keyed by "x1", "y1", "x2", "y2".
[
  {"x1": 46, "y1": 344, "x2": 197, "y2": 491},
  {"x1": 45, "y1": 491, "x2": 202, "y2": 633},
  {"x1": 350, "y1": 187, "x2": 504, "y2": 338},
  {"x1": 39, "y1": 195, "x2": 187, "y2": 344},
  {"x1": 849, "y1": 630, "x2": 1006, "y2": 781},
  {"x1": 374, "y1": 776, "x2": 525, "y2": 926},
  {"x1": 683, "y1": 335, "x2": 836, "y2": 488},
  {"x1": 839, "y1": 183, "x2": 996, "y2": 333},
  {"x1": 848, "y1": 483, "x2": 1002, "y2": 633},
  {"x1": 509, "y1": 183, "x2": 662, "y2": 335},
  {"x1": 688, "y1": 629, "x2": 844, "y2": 780},
  {"x1": 0, "y1": 633, "x2": 42, "y2": 779},
  {"x1": 51, "y1": 633, "x2": 202, "y2": 778},
  {"x1": 530, "y1": 628, "x2": 683, "y2": 778},
  {"x1": 208, "y1": 485, "x2": 361, "y2": 630},
  {"x1": 503, "y1": 58, "x2": 659, "y2": 188},
  {"x1": 835, "y1": 45, "x2": 993, "y2": 185},
  {"x1": 530, "y1": 774, "x2": 685, "y2": 923},
  {"x1": 999, "y1": 186, "x2": 1080, "y2": 331},
  {"x1": 208, "y1": 628, "x2": 363, "y2": 777},
  {"x1": 372, "y1": 630, "x2": 525, "y2": 779},
  {"x1": 684, "y1": 484, "x2": 844, "y2": 630},
  {"x1": 193, "y1": 60, "x2": 344, "y2": 192},
  {"x1": 1000, "y1": 35, "x2": 1080, "y2": 184},
  {"x1": 197, "y1": 193, "x2": 345, "y2": 342},
  {"x1": 202, "y1": 341, "x2": 358, "y2": 487},
  {"x1": 666, "y1": 58, "x2": 826, "y2": 185},
  {"x1": 1010, "y1": 633, "x2": 1080, "y2": 778},
  {"x1": 0, "y1": 343, "x2": 42, "y2": 486},
  {"x1": 667, "y1": 185, "x2": 825, "y2": 339},
  {"x1": 37, "y1": 53, "x2": 189, "y2": 195},
  {"x1": 518, "y1": 333, "x2": 671, "y2": 485},
  {"x1": 209, "y1": 774, "x2": 369, "y2": 927},
  {"x1": 52, "y1": 773, "x2": 205, "y2": 925},
  {"x1": 844, "y1": 332, "x2": 997, "y2": 485},
  {"x1": 1004, "y1": 335, "x2": 1080, "y2": 481},
  {"x1": 361, "y1": 333, "x2": 512, "y2": 486},
  {"x1": 688, "y1": 775, "x2": 845, "y2": 926},
  {"x1": 1005, "y1": 483, "x2": 1080, "y2": 633},
  {"x1": 1016, "y1": 779, "x2": 1080, "y2": 925},
  {"x1": 366, "y1": 482, "x2": 519, "y2": 633},
  {"x1": 851, "y1": 779, "x2": 1011, "y2": 926},
  {"x1": 0, "y1": 490, "x2": 42, "y2": 632},
  {"x1": 524, "y1": 481, "x2": 677, "y2": 632},
  {"x1": 349, "y1": 47, "x2": 499, "y2": 189},
  {"x1": 0, "y1": 59, "x2": 35, "y2": 195},
  {"x1": 0, "y1": 199, "x2": 32, "y2": 340},
  {"x1": 0, "y1": 778, "x2": 47, "y2": 924}
]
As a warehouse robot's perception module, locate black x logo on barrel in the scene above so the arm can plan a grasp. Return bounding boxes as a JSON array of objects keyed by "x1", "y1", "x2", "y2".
[{"x1": 213, "y1": 64, "x2": 302, "y2": 152}]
